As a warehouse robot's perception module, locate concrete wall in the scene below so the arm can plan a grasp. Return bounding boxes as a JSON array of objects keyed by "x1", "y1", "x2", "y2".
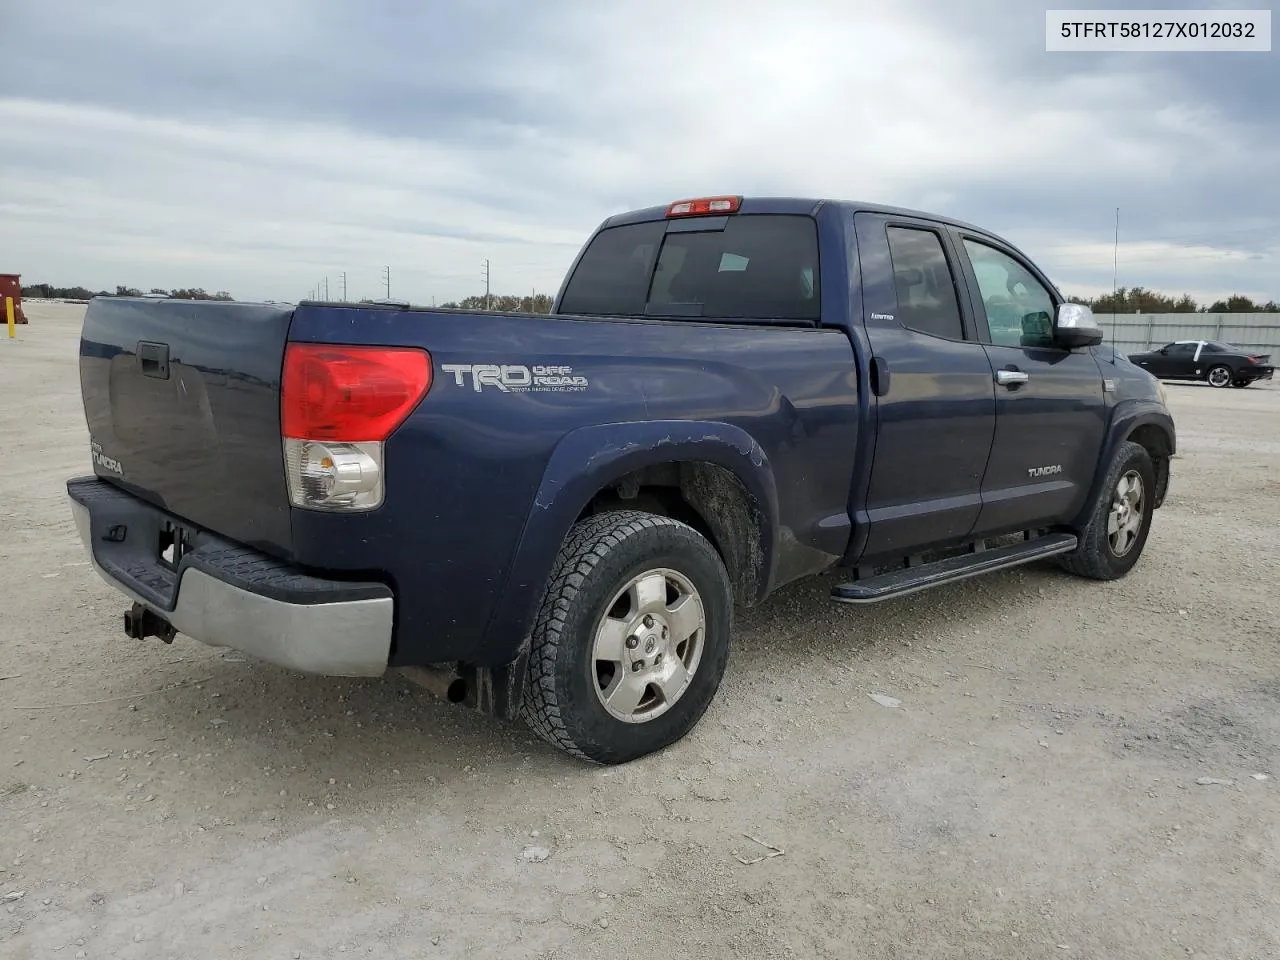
[{"x1": 1099, "y1": 313, "x2": 1280, "y2": 356}]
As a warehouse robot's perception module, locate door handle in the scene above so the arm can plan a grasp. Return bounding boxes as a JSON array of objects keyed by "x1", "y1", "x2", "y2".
[{"x1": 996, "y1": 368, "x2": 1029, "y2": 387}]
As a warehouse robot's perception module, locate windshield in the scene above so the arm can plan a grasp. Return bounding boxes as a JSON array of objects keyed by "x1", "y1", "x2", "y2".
[{"x1": 558, "y1": 214, "x2": 821, "y2": 322}]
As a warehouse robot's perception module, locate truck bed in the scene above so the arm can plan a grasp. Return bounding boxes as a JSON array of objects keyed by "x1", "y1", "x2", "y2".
[{"x1": 78, "y1": 298, "x2": 862, "y2": 665}]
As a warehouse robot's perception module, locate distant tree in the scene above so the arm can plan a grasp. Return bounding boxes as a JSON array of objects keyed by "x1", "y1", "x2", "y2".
[
  {"x1": 168, "y1": 288, "x2": 235, "y2": 301},
  {"x1": 21, "y1": 282, "x2": 236, "y2": 301},
  {"x1": 1204, "y1": 294, "x2": 1273, "y2": 313},
  {"x1": 1073, "y1": 287, "x2": 1224, "y2": 314},
  {"x1": 439, "y1": 293, "x2": 553, "y2": 313}
]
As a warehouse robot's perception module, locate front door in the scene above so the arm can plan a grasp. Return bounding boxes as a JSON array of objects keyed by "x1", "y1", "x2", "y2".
[
  {"x1": 1151, "y1": 341, "x2": 1198, "y2": 379},
  {"x1": 951, "y1": 233, "x2": 1108, "y2": 534},
  {"x1": 850, "y1": 213, "x2": 996, "y2": 562}
]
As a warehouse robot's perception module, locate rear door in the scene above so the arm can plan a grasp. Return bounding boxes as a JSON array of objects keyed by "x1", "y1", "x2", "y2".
[
  {"x1": 851, "y1": 212, "x2": 996, "y2": 561},
  {"x1": 951, "y1": 233, "x2": 1107, "y2": 533}
]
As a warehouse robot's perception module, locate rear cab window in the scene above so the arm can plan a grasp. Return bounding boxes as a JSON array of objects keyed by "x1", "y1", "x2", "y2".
[{"x1": 558, "y1": 215, "x2": 821, "y2": 322}]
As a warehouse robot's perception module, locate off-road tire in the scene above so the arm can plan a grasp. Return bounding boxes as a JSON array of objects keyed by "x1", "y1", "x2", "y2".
[
  {"x1": 1058, "y1": 440, "x2": 1156, "y2": 581},
  {"x1": 519, "y1": 510, "x2": 732, "y2": 764}
]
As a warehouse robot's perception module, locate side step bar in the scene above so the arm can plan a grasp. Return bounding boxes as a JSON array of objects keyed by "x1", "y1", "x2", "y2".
[{"x1": 830, "y1": 532, "x2": 1078, "y2": 604}]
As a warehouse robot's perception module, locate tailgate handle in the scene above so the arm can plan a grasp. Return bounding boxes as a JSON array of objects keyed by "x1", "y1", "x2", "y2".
[{"x1": 138, "y1": 341, "x2": 170, "y2": 380}]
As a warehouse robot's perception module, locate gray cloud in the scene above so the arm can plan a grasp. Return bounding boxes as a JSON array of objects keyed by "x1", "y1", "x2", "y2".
[{"x1": 0, "y1": 0, "x2": 1275, "y2": 303}]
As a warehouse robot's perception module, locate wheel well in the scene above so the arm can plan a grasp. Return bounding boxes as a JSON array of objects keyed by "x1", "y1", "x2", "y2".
[
  {"x1": 1127, "y1": 423, "x2": 1172, "y2": 460},
  {"x1": 1126, "y1": 423, "x2": 1173, "y2": 508},
  {"x1": 576, "y1": 461, "x2": 765, "y2": 605}
]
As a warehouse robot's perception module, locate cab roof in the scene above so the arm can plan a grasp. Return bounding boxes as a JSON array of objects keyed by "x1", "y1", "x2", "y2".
[{"x1": 602, "y1": 197, "x2": 991, "y2": 235}]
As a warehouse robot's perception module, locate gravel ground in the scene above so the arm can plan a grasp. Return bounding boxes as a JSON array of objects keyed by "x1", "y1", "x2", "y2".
[{"x1": 2, "y1": 301, "x2": 1278, "y2": 960}]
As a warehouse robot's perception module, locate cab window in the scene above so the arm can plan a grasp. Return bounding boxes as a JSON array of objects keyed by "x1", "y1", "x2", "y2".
[
  {"x1": 885, "y1": 227, "x2": 966, "y2": 341},
  {"x1": 962, "y1": 239, "x2": 1056, "y2": 349}
]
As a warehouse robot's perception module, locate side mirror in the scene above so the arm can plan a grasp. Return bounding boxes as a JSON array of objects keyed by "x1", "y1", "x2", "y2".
[{"x1": 1054, "y1": 302, "x2": 1104, "y2": 348}]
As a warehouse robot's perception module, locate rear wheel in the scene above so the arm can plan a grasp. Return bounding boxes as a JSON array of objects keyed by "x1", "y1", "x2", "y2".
[
  {"x1": 1059, "y1": 440, "x2": 1156, "y2": 580},
  {"x1": 1206, "y1": 365, "x2": 1232, "y2": 388},
  {"x1": 520, "y1": 511, "x2": 732, "y2": 764}
]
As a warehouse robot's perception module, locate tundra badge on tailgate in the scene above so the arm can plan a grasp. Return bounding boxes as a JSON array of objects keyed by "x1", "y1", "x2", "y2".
[{"x1": 90, "y1": 440, "x2": 125, "y2": 477}]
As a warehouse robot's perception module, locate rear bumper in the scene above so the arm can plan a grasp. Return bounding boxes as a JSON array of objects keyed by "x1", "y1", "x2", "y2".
[{"x1": 67, "y1": 477, "x2": 394, "y2": 677}]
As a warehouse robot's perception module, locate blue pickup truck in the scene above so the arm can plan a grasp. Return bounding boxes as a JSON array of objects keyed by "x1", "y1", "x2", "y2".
[{"x1": 68, "y1": 196, "x2": 1175, "y2": 763}]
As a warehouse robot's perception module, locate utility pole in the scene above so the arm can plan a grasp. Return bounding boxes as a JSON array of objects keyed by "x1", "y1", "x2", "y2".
[
  {"x1": 324, "y1": 276, "x2": 329, "y2": 301},
  {"x1": 340, "y1": 272, "x2": 347, "y2": 302},
  {"x1": 482, "y1": 259, "x2": 491, "y2": 310},
  {"x1": 382, "y1": 266, "x2": 391, "y2": 300}
]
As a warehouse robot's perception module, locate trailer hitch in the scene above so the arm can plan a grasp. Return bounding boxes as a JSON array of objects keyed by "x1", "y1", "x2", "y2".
[{"x1": 123, "y1": 602, "x2": 178, "y2": 644}]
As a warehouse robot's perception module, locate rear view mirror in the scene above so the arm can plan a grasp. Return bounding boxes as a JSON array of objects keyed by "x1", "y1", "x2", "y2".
[{"x1": 1054, "y1": 302, "x2": 1104, "y2": 348}]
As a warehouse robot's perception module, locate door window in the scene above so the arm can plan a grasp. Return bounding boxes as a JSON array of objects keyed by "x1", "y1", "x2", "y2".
[
  {"x1": 885, "y1": 227, "x2": 966, "y2": 341},
  {"x1": 1167, "y1": 342, "x2": 1197, "y2": 356},
  {"x1": 962, "y1": 240, "x2": 1057, "y2": 349}
]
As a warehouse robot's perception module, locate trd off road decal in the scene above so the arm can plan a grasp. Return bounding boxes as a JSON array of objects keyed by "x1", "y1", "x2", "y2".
[{"x1": 440, "y1": 363, "x2": 589, "y2": 393}]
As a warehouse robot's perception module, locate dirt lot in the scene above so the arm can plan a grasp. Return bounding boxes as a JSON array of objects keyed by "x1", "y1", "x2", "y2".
[{"x1": 2, "y1": 301, "x2": 1278, "y2": 959}]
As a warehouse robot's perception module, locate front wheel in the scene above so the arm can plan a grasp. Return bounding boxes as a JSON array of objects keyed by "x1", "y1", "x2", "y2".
[
  {"x1": 1059, "y1": 440, "x2": 1156, "y2": 580},
  {"x1": 520, "y1": 511, "x2": 732, "y2": 764},
  {"x1": 1206, "y1": 365, "x2": 1232, "y2": 388}
]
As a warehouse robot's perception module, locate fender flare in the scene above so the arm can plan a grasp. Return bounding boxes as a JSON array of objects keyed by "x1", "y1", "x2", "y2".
[
  {"x1": 1072, "y1": 399, "x2": 1176, "y2": 527},
  {"x1": 480, "y1": 420, "x2": 781, "y2": 662}
]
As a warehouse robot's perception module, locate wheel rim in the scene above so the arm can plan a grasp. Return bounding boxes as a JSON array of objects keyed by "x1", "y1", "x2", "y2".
[
  {"x1": 590, "y1": 568, "x2": 706, "y2": 724},
  {"x1": 1107, "y1": 470, "x2": 1145, "y2": 557},
  {"x1": 1208, "y1": 367, "x2": 1230, "y2": 387}
]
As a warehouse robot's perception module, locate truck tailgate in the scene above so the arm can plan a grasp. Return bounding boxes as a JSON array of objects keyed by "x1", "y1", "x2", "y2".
[{"x1": 79, "y1": 297, "x2": 295, "y2": 554}]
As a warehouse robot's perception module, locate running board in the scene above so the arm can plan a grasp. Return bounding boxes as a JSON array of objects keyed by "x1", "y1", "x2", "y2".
[{"x1": 830, "y1": 533, "x2": 1078, "y2": 604}]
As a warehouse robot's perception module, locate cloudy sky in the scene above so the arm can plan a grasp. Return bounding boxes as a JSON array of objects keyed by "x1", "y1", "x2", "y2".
[{"x1": 0, "y1": 0, "x2": 1276, "y2": 305}]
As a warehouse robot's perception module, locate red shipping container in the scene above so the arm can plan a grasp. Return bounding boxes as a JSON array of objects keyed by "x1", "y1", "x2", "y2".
[{"x1": 0, "y1": 274, "x2": 29, "y2": 324}]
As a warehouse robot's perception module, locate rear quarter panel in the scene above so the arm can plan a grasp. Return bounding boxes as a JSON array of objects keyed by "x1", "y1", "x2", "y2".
[{"x1": 287, "y1": 305, "x2": 859, "y2": 666}]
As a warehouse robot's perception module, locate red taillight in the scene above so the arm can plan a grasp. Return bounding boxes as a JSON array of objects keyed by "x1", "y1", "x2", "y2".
[
  {"x1": 665, "y1": 196, "x2": 742, "y2": 218},
  {"x1": 282, "y1": 344, "x2": 431, "y2": 442},
  {"x1": 1246, "y1": 356, "x2": 1258, "y2": 364}
]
